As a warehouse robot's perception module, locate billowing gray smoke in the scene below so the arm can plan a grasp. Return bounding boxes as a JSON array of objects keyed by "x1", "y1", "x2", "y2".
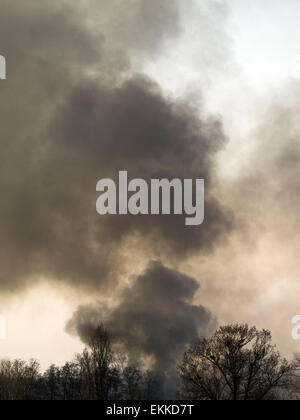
[
  {"x1": 68, "y1": 262, "x2": 215, "y2": 369},
  {"x1": 0, "y1": 0, "x2": 233, "y2": 291},
  {"x1": 0, "y1": 0, "x2": 232, "y2": 391},
  {"x1": 67, "y1": 262, "x2": 216, "y2": 396}
]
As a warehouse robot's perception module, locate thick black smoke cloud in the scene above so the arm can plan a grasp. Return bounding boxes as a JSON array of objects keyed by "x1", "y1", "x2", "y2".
[
  {"x1": 67, "y1": 262, "x2": 216, "y2": 394},
  {"x1": 0, "y1": 0, "x2": 234, "y2": 386},
  {"x1": 0, "y1": 0, "x2": 234, "y2": 291},
  {"x1": 47, "y1": 75, "x2": 233, "y2": 263}
]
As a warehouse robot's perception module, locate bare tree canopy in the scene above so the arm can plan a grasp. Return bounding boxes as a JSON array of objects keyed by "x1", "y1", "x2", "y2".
[
  {"x1": 0, "y1": 323, "x2": 299, "y2": 400},
  {"x1": 179, "y1": 324, "x2": 295, "y2": 401}
]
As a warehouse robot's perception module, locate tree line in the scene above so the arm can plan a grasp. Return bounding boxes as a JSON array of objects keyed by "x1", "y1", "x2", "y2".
[{"x1": 1, "y1": 323, "x2": 300, "y2": 400}]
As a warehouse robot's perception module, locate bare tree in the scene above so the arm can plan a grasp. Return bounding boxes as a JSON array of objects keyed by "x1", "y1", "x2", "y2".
[
  {"x1": 123, "y1": 365, "x2": 143, "y2": 400},
  {"x1": 179, "y1": 324, "x2": 294, "y2": 400},
  {"x1": 77, "y1": 349, "x2": 94, "y2": 400},
  {"x1": 22, "y1": 359, "x2": 40, "y2": 400},
  {"x1": 89, "y1": 325, "x2": 113, "y2": 400},
  {"x1": 0, "y1": 359, "x2": 40, "y2": 400},
  {"x1": 44, "y1": 365, "x2": 61, "y2": 400},
  {"x1": 143, "y1": 370, "x2": 166, "y2": 400},
  {"x1": 61, "y1": 362, "x2": 80, "y2": 400},
  {"x1": 76, "y1": 324, "x2": 117, "y2": 400},
  {"x1": 285, "y1": 354, "x2": 300, "y2": 400}
]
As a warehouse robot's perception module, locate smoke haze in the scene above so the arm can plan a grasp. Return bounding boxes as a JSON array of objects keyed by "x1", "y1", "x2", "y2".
[{"x1": 1, "y1": 0, "x2": 300, "y2": 397}]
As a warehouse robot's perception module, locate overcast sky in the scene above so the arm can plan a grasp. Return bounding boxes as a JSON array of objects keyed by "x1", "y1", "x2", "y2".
[{"x1": 1, "y1": 0, "x2": 300, "y2": 369}]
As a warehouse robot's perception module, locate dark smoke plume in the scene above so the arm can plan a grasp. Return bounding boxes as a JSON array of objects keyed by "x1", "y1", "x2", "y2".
[
  {"x1": 67, "y1": 261, "x2": 216, "y2": 395},
  {"x1": 0, "y1": 0, "x2": 234, "y2": 292},
  {"x1": 0, "y1": 1, "x2": 237, "y2": 391}
]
